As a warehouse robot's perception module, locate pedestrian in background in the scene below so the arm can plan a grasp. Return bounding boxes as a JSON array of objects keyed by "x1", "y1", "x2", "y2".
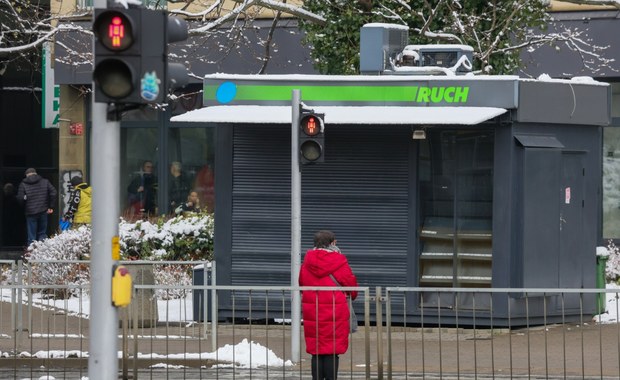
[
  {"x1": 299, "y1": 230, "x2": 358, "y2": 380},
  {"x1": 17, "y1": 168, "x2": 57, "y2": 245},
  {"x1": 127, "y1": 160, "x2": 158, "y2": 217},
  {"x1": 62, "y1": 176, "x2": 92, "y2": 227},
  {"x1": 168, "y1": 161, "x2": 192, "y2": 214}
]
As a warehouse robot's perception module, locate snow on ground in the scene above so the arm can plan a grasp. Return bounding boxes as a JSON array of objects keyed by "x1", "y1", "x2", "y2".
[{"x1": 3, "y1": 339, "x2": 293, "y2": 369}]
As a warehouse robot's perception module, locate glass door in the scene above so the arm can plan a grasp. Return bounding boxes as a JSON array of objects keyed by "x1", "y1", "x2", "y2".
[{"x1": 418, "y1": 130, "x2": 494, "y2": 309}]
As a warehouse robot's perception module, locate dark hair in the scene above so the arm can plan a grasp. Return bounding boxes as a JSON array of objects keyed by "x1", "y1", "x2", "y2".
[{"x1": 313, "y1": 230, "x2": 336, "y2": 249}]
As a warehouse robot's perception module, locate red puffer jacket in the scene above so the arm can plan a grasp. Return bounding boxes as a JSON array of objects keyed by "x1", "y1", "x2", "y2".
[{"x1": 299, "y1": 248, "x2": 358, "y2": 355}]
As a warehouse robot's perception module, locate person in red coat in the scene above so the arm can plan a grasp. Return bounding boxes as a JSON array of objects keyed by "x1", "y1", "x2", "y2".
[{"x1": 299, "y1": 230, "x2": 358, "y2": 380}]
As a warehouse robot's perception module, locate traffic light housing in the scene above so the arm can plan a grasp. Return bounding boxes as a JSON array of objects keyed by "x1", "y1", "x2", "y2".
[
  {"x1": 93, "y1": 8, "x2": 188, "y2": 106},
  {"x1": 299, "y1": 110, "x2": 325, "y2": 164}
]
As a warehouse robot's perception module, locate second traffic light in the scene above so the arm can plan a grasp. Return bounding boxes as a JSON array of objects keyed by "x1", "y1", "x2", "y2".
[
  {"x1": 299, "y1": 110, "x2": 325, "y2": 165},
  {"x1": 93, "y1": 8, "x2": 188, "y2": 105}
]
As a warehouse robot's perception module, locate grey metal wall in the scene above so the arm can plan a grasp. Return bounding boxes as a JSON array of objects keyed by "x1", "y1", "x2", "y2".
[{"x1": 490, "y1": 122, "x2": 602, "y2": 321}]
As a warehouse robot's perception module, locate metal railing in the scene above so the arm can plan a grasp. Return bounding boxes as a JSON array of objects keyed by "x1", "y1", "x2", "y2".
[
  {"x1": 385, "y1": 287, "x2": 620, "y2": 379},
  {"x1": 1, "y1": 259, "x2": 619, "y2": 379}
]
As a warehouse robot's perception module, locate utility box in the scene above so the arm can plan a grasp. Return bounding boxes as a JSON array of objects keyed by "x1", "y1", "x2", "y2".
[
  {"x1": 359, "y1": 23, "x2": 409, "y2": 74},
  {"x1": 192, "y1": 264, "x2": 211, "y2": 322}
]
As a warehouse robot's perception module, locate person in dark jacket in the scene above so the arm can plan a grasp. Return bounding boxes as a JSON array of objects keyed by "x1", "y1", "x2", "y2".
[
  {"x1": 299, "y1": 230, "x2": 358, "y2": 380},
  {"x1": 127, "y1": 160, "x2": 158, "y2": 217},
  {"x1": 17, "y1": 168, "x2": 57, "y2": 245},
  {"x1": 168, "y1": 161, "x2": 192, "y2": 214},
  {"x1": 63, "y1": 176, "x2": 92, "y2": 226}
]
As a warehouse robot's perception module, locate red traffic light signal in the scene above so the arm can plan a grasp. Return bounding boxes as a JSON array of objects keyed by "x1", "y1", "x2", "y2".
[
  {"x1": 93, "y1": 8, "x2": 143, "y2": 103},
  {"x1": 299, "y1": 111, "x2": 325, "y2": 164},
  {"x1": 93, "y1": 11, "x2": 134, "y2": 51},
  {"x1": 301, "y1": 115, "x2": 320, "y2": 136}
]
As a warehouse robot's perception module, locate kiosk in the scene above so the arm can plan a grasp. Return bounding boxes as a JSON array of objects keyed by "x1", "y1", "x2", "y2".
[{"x1": 173, "y1": 72, "x2": 609, "y2": 325}]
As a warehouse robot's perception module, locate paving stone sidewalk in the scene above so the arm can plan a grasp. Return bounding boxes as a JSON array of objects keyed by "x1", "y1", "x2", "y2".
[{"x1": 1, "y1": 301, "x2": 619, "y2": 379}]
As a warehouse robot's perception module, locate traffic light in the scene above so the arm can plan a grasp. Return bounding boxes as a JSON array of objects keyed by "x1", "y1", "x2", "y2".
[
  {"x1": 93, "y1": 8, "x2": 188, "y2": 105},
  {"x1": 299, "y1": 110, "x2": 325, "y2": 164},
  {"x1": 93, "y1": 8, "x2": 144, "y2": 103},
  {"x1": 165, "y1": 16, "x2": 189, "y2": 93}
]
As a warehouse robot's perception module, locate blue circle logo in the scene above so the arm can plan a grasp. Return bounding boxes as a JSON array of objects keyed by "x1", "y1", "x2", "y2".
[{"x1": 216, "y1": 82, "x2": 237, "y2": 104}]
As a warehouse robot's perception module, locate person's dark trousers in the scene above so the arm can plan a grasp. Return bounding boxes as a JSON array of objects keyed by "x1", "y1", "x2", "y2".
[
  {"x1": 26, "y1": 212, "x2": 48, "y2": 245},
  {"x1": 311, "y1": 354, "x2": 339, "y2": 380}
]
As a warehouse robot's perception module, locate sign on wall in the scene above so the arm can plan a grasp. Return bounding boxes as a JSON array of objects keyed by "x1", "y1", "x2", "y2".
[{"x1": 42, "y1": 42, "x2": 60, "y2": 129}]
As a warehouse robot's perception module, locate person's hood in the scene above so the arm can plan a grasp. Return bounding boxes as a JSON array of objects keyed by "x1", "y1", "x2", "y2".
[
  {"x1": 303, "y1": 248, "x2": 348, "y2": 278},
  {"x1": 77, "y1": 183, "x2": 91, "y2": 195},
  {"x1": 23, "y1": 174, "x2": 42, "y2": 185}
]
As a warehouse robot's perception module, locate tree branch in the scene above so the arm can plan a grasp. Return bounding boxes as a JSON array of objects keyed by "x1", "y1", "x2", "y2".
[{"x1": 229, "y1": 0, "x2": 326, "y2": 25}]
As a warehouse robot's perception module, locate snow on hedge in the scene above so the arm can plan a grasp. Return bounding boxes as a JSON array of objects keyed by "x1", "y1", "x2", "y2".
[{"x1": 17, "y1": 213, "x2": 214, "y2": 297}]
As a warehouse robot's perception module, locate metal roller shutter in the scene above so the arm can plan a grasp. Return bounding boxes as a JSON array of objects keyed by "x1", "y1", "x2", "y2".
[{"x1": 231, "y1": 124, "x2": 411, "y2": 289}]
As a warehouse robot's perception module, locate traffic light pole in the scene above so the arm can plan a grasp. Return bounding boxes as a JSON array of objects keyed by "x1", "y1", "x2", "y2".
[
  {"x1": 89, "y1": 0, "x2": 120, "y2": 377},
  {"x1": 291, "y1": 90, "x2": 302, "y2": 363}
]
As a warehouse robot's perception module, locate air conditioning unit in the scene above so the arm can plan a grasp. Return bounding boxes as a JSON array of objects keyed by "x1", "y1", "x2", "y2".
[
  {"x1": 397, "y1": 45, "x2": 473, "y2": 74},
  {"x1": 359, "y1": 23, "x2": 474, "y2": 75},
  {"x1": 359, "y1": 23, "x2": 409, "y2": 75}
]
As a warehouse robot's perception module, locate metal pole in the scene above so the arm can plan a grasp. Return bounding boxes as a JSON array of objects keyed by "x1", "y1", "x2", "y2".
[
  {"x1": 291, "y1": 90, "x2": 302, "y2": 363},
  {"x1": 88, "y1": 98, "x2": 120, "y2": 379},
  {"x1": 211, "y1": 260, "x2": 218, "y2": 352},
  {"x1": 376, "y1": 286, "x2": 384, "y2": 380}
]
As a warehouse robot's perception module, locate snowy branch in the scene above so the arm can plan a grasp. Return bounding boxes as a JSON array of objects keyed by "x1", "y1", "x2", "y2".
[
  {"x1": 0, "y1": 24, "x2": 88, "y2": 54},
  {"x1": 169, "y1": 1, "x2": 221, "y2": 19},
  {"x1": 229, "y1": 0, "x2": 326, "y2": 25}
]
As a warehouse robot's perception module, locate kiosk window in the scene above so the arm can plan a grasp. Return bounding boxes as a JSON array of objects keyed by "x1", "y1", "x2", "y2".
[{"x1": 418, "y1": 130, "x2": 494, "y2": 309}]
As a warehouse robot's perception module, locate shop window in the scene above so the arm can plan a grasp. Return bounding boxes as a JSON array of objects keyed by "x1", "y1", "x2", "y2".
[
  {"x1": 121, "y1": 128, "x2": 159, "y2": 220},
  {"x1": 603, "y1": 125, "x2": 620, "y2": 239},
  {"x1": 168, "y1": 128, "x2": 215, "y2": 215},
  {"x1": 418, "y1": 130, "x2": 494, "y2": 309}
]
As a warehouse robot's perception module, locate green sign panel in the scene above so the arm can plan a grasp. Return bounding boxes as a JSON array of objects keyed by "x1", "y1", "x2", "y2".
[{"x1": 203, "y1": 76, "x2": 519, "y2": 109}]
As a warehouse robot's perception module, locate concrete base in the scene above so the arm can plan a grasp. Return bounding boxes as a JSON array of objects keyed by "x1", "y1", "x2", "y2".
[{"x1": 123, "y1": 264, "x2": 159, "y2": 328}]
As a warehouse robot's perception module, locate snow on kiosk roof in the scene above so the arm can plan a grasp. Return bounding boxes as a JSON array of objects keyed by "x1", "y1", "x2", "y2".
[
  {"x1": 171, "y1": 74, "x2": 610, "y2": 127},
  {"x1": 172, "y1": 105, "x2": 508, "y2": 125}
]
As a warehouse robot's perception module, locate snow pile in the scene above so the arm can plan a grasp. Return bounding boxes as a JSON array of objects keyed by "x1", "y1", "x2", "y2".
[
  {"x1": 2, "y1": 339, "x2": 293, "y2": 370},
  {"x1": 210, "y1": 338, "x2": 293, "y2": 368},
  {"x1": 137, "y1": 338, "x2": 293, "y2": 368}
]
